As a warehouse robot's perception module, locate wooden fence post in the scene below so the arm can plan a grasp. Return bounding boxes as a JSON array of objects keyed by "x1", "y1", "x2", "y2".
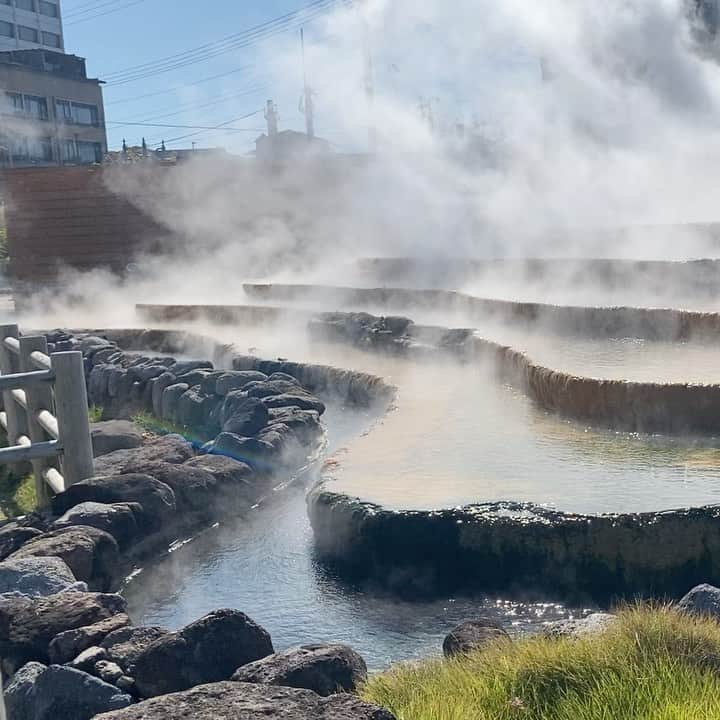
[
  {"x1": 0, "y1": 324, "x2": 24, "y2": 446},
  {"x1": 19, "y1": 336, "x2": 55, "y2": 508},
  {"x1": 51, "y1": 351, "x2": 94, "y2": 487}
]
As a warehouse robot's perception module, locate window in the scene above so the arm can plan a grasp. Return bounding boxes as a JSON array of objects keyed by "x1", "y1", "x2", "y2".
[
  {"x1": 14, "y1": 0, "x2": 35, "y2": 10},
  {"x1": 71, "y1": 102, "x2": 98, "y2": 126},
  {"x1": 54, "y1": 98, "x2": 72, "y2": 122},
  {"x1": 61, "y1": 138, "x2": 76, "y2": 162},
  {"x1": 0, "y1": 21, "x2": 14, "y2": 38},
  {"x1": 0, "y1": 1, "x2": 11, "y2": 6},
  {"x1": 10, "y1": 137, "x2": 28, "y2": 162},
  {"x1": 17, "y1": 25, "x2": 38, "y2": 42},
  {"x1": 38, "y1": 1, "x2": 57, "y2": 16},
  {"x1": 24, "y1": 95, "x2": 47, "y2": 120},
  {"x1": 76, "y1": 141, "x2": 102, "y2": 164},
  {"x1": 26, "y1": 136, "x2": 52, "y2": 162},
  {"x1": 41, "y1": 30, "x2": 60, "y2": 47},
  {"x1": 5, "y1": 92, "x2": 24, "y2": 114}
]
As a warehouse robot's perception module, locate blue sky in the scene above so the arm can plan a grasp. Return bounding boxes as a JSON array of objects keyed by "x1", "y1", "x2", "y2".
[{"x1": 61, "y1": 0, "x2": 323, "y2": 152}]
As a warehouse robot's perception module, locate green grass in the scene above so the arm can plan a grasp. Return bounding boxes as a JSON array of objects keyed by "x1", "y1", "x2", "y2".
[
  {"x1": 363, "y1": 606, "x2": 720, "y2": 720},
  {"x1": 132, "y1": 411, "x2": 187, "y2": 438},
  {"x1": 88, "y1": 405, "x2": 104, "y2": 423}
]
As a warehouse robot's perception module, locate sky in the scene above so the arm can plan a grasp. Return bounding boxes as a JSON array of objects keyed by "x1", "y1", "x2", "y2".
[{"x1": 60, "y1": 0, "x2": 351, "y2": 153}]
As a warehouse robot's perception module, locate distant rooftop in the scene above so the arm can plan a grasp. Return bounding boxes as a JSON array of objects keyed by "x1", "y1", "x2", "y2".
[{"x1": 0, "y1": 49, "x2": 99, "y2": 83}]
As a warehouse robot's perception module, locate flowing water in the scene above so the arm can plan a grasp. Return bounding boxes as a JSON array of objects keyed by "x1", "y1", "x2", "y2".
[{"x1": 124, "y1": 327, "x2": 720, "y2": 665}]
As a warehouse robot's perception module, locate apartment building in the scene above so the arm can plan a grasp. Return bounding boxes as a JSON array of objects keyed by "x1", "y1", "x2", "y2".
[
  {"x1": 0, "y1": 48, "x2": 106, "y2": 167},
  {"x1": 0, "y1": 0, "x2": 63, "y2": 53}
]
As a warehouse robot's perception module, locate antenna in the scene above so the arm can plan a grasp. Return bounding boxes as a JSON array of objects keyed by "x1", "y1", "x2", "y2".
[
  {"x1": 360, "y1": 0, "x2": 377, "y2": 152},
  {"x1": 300, "y1": 28, "x2": 315, "y2": 139}
]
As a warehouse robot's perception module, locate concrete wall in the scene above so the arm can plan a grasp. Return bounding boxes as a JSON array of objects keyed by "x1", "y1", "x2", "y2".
[{"x1": 0, "y1": 1, "x2": 64, "y2": 52}]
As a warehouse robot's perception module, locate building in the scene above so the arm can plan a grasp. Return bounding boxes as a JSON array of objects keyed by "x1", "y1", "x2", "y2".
[
  {"x1": 0, "y1": 48, "x2": 106, "y2": 167},
  {"x1": 0, "y1": 0, "x2": 63, "y2": 53}
]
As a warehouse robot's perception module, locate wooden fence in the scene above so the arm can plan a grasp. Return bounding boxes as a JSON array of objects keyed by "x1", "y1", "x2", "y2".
[{"x1": 0, "y1": 324, "x2": 94, "y2": 507}]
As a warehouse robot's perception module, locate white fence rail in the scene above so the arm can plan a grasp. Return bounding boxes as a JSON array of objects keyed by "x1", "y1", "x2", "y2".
[{"x1": 0, "y1": 324, "x2": 94, "y2": 506}]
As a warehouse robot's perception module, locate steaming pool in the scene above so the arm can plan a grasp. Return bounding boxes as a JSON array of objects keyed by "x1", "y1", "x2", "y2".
[{"x1": 121, "y1": 331, "x2": 720, "y2": 667}]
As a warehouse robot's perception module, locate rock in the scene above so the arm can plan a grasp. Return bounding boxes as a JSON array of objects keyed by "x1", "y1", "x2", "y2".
[
  {"x1": 92, "y1": 434, "x2": 195, "y2": 476},
  {"x1": 221, "y1": 395, "x2": 269, "y2": 435},
  {"x1": 101, "y1": 626, "x2": 170, "y2": 675},
  {"x1": 93, "y1": 681, "x2": 397, "y2": 719},
  {"x1": 267, "y1": 407, "x2": 323, "y2": 443},
  {"x1": 543, "y1": 613, "x2": 617, "y2": 638},
  {"x1": 0, "y1": 524, "x2": 42, "y2": 561},
  {"x1": 160, "y1": 383, "x2": 190, "y2": 422},
  {"x1": 245, "y1": 380, "x2": 308, "y2": 399},
  {"x1": 121, "y1": 462, "x2": 217, "y2": 515},
  {"x1": 677, "y1": 584, "x2": 720, "y2": 618},
  {"x1": 182, "y1": 455, "x2": 258, "y2": 508},
  {"x1": 116, "y1": 675, "x2": 136, "y2": 694},
  {"x1": 52, "y1": 474, "x2": 176, "y2": 534},
  {"x1": 232, "y1": 644, "x2": 367, "y2": 696},
  {"x1": 199, "y1": 371, "x2": 225, "y2": 395},
  {"x1": 52, "y1": 502, "x2": 139, "y2": 548},
  {"x1": 80, "y1": 336, "x2": 113, "y2": 354},
  {"x1": 95, "y1": 659, "x2": 125, "y2": 684},
  {"x1": 262, "y1": 393, "x2": 326, "y2": 414},
  {"x1": 134, "y1": 609, "x2": 274, "y2": 698},
  {"x1": 91, "y1": 421, "x2": 144, "y2": 458},
  {"x1": 267, "y1": 372, "x2": 299, "y2": 385},
  {"x1": 68, "y1": 646, "x2": 108, "y2": 672},
  {"x1": 150, "y1": 372, "x2": 178, "y2": 417},
  {"x1": 0, "y1": 592, "x2": 127, "y2": 665},
  {"x1": 49, "y1": 613, "x2": 131, "y2": 664},
  {"x1": 175, "y1": 369, "x2": 213, "y2": 388},
  {"x1": 212, "y1": 433, "x2": 279, "y2": 471},
  {"x1": 176, "y1": 386, "x2": 215, "y2": 429},
  {"x1": 4, "y1": 661, "x2": 48, "y2": 720},
  {"x1": 216, "y1": 371, "x2": 269, "y2": 397},
  {"x1": 442, "y1": 619, "x2": 510, "y2": 657},
  {"x1": 0, "y1": 556, "x2": 81, "y2": 598},
  {"x1": 168, "y1": 360, "x2": 213, "y2": 376},
  {"x1": 7, "y1": 526, "x2": 119, "y2": 590},
  {"x1": 127, "y1": 364, "x2": 167, "y2": 383},
  {"x1": 9, "y1": 664, "x2": 133, "y2": 719}
]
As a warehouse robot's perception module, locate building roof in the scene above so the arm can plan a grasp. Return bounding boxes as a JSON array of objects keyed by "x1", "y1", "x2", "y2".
[{"x1": 0, "y1": 49, "x2": 100, "y2": 83}]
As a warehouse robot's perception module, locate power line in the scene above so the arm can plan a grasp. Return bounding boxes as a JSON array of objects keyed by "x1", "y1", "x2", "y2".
[
  {"x1": 65, "y1": 0, "x2": 148, "y2": 24},
  {"x1": 144, "y1": 109, "x2": 264, "y2": 147},
  {"x1": 102, "y1": 0, "x2": 351, "y2": 86},
  {"x1": 123, "y1": 83, "x2": 268, "y2": 123},
  {"x1": 105, "y1": 65, "x2": 257, "y2": 106},
  {"x1": 107, "y1": 119, "x2": 265, "y2": 131}
]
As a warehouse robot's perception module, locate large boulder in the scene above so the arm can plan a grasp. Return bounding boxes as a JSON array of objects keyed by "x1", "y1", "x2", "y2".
[
  {"x1": 160, "y1": 383, "x2": 190, "y2": 422},
  {"x1": 91, "y1": 421, "x2": 144, "y2": 458},
  {"x1": 101, "y1": 626, "x2": 170, "y2": 676},
  {"x1": 49, "y1": 613, "x2": 131, "y2": 665},
  {"x1": 52, "y1": 502, "x2": 140, "y2": 548},
  {"x1": 52, "y1": 474, "x2": 176, "y2": 533},
  {"x1": 232, "y1": 644, "x2": 368, "y2": 696},
  {"x1": 0, "y1": 524, "x2": 42, "y2": 561},
  {"x1": 677, "y1": 584, "x2": 720, "y2": 618},
  {"x1": 221, "y1": 395, "x2": 269, "y2": 435},
  {"x1": 150, "y1": 372, "x2": 178, "y2": 417},
  {"x1": 245, "y1": 380, "x2": 307, "y2": 399},
  {"x1": 92, "y1": 435, "x2": 194, "y2": 476},
  {"x1": 93, "y1": 681, "x2": 396, "y2": 719},
  {"x1": 212, "y1": 433, "x2": 279, "y2": 471},
  {"x1": 133, "y1": 609, "x2": 274, "y2": 698},
  {"x1": 267, "y1": 407, "x2": 323, "y2": 443},
  {"x1": 176, "y1": 386, "x2": 217, "y2": 429},
  {"x1": 182, "y1": 455, "x2": 260, "y2": 509},
  {"x1": 168, "y1": 360, "x2": 213, "y2": 376},
  {"x1": 0, "y1": 592, "x2": 127, "y2": 666},
  {"x1": 6, "y1": 663, "x2": 133, "y2": 720},
  {"x1": 4, "y1": 661, "x2": 47, "y2": 720},
  {"x1": 215, "y1": 371, "x2": 268, "y2": 397},
  {"x1": 0, "y1": 556, "x2": 83, "y2": 598},
  {"x1": 442, "y1": 619, "x2": 510, "y2": 657},
  {"x1": 7, "y1": 526, "x2": 119, "y2": 590},
  {"x1": 543, "y1": 613, "x2": 617, "y2": 639},
  {"x1": 262, "y1": 393, "x2": 326, "y2": 414},
  {"x1": 120, "y1": 462, "x2": 217, "y2": 515}
]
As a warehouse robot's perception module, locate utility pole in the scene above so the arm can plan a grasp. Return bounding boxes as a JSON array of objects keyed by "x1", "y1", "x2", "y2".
[
  {"x1": 300, "y1": 28, "x2": 315, "y2": 139},
  {"x1": 360, "y1": 0, "x2": 376, "y2": 152}
]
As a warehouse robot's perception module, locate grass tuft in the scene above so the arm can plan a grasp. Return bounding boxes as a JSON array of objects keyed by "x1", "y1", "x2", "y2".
[
  {"x1": 363, "y1": 605, "x2": 720, "y2": 720},
  {"x1": 88, "y1": 405, "x2": 104, "y2": 423}
]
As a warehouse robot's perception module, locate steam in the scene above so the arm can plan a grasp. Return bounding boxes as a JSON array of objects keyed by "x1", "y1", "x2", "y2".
[{"x1": 15, "y1": 0, "x2": 720, "y2": 328}]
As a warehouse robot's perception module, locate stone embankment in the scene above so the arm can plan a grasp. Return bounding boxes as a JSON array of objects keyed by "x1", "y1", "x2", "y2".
[
  {"x1": 243, "y1": 282, "x2": 720, "y2": 341},
  {"x1": 139, "y1": 303, "x2": 720, "y2": 434},
  {"x1": 0, "y1": 328, "x2": 396, "y2": 719}
]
